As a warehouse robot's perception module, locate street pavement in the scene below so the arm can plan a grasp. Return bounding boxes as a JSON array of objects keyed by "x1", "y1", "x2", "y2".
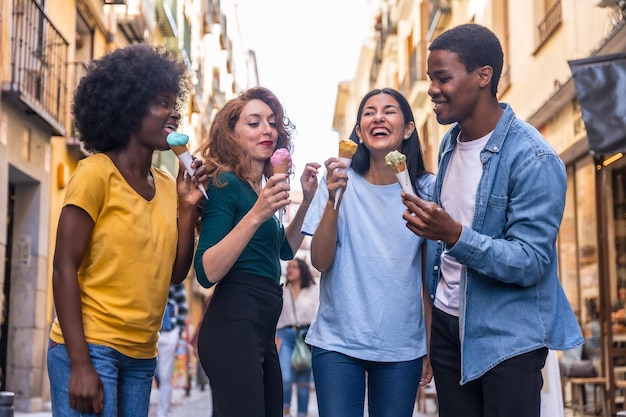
[
  {"x1": 150, "y1": 383, "x2": 440, "y2": 417},
  {"x1": 13, "y1": 384, "x2": 582, "y2": 417},
  {"x1": 13, "y1": 384, "x2": 440, "y2": 417}
]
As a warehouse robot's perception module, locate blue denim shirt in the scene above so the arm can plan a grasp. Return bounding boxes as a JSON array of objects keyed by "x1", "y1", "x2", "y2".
[{"x1": 425, "y1": 103, "x2": 584, "y2": 384}]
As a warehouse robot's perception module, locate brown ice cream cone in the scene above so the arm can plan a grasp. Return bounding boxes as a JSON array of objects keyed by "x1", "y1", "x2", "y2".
[
  {"x1": 170, "y1": 144, "x2": 188, "y2": 156},
  {"x1": 389, "y1": 160, "x2": 407, "y2": 174},
  {"x1": 338, "y1": 139, "x2": 358, "y2": 158},
  {"x1": 273, "y1": 160, "x2": 290, "y2": 175}
]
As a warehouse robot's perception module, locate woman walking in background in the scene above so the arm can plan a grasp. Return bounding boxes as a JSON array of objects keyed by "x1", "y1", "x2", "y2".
[{"x1": 276, "y1": 258, "x2": 320, "y2": 417}]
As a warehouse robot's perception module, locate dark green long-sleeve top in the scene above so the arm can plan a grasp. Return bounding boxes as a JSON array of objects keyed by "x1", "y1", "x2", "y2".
[{"x1": 194, "y1": 172, "x2": 294, "y2": 288}]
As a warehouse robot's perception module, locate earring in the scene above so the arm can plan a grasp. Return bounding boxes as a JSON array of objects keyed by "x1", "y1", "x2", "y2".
[
  {"x1": 359, "y1": 139, "x2": 363, "y2": 144},
  {"x1": 404, "y1": 135, "x2": 409, "y2": 139}
]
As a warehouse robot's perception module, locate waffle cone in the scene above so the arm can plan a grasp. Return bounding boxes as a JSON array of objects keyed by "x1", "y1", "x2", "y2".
[
  {"x1": 338, "y1": 139, "x2": 358, "y2": 158},
  {"x1": 273, "y1": 160, "x2": 290, "y2": 174},
  {"x1": 170, "y1": 144, "x2": 188, "y2": 156},
  {"x1": 389, "y1": 160, "x2": 407, "y2": 174}
]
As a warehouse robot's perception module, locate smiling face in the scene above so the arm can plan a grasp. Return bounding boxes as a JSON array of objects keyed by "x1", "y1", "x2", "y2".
[
  {"x1": 355, "y1": 92, "x2": 413, "y2": 156},
  {"x1": 234, "y1": 99, "x2": 278, "y2": 164},
  {"x1": 427, "y1": 49, "x2": 483, "y2": 127},
  {"x1": 136, "y1": 91, "x2": 181, "y2": 151}
]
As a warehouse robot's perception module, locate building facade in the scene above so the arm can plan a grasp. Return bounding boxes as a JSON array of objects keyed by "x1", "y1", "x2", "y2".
[{"x1": 334, "y1": 0, "x2": 626, "y2": 413}]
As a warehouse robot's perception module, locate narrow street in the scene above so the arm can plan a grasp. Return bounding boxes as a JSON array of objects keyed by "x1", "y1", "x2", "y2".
[
  {"x1": 148, "y1": 384, "x2": 439, "y2": 417},
  {"x1": 12, "y1": 383, "x2": 581, "y2": 417}
]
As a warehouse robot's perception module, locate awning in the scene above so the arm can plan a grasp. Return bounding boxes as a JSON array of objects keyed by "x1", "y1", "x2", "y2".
[{"x1": 568, "y1": 52, "x2": 626, "y2": 156}]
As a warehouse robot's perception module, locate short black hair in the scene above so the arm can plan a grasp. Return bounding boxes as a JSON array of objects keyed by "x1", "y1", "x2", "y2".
[
  {"x1": 429, "y1": 23, "x2": 503, "y2": 96},
  {"x1": 349, "y1": 88, "x2": 429, "y2": 193},
  {"x1": 72, "y1": 44, "x2": 190, "y2": 152}
]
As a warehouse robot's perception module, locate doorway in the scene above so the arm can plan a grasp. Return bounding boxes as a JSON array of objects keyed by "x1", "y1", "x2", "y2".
[{"x1": 1, "y1": 183, "x2": 15, "y2": 390}]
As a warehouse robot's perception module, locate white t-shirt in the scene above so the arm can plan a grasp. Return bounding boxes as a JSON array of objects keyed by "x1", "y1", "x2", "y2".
[
  {"x1": 435, "y1": 132, "x2": 491, "y2": 317},
  {"x1": 276, "y1": 282, "x2": 320, "y2": 328},
  {"x1": 302, "y1": 170, "x2": 434, "y2": 361}
]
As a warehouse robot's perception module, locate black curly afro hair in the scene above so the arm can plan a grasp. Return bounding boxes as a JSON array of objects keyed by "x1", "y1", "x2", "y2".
[{"x1": 72, "y1": 44, "x2": 190, "y2": 153}]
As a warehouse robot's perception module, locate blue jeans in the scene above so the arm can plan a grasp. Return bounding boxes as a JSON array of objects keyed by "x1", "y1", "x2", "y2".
[
  {"x1": 277, "y1": 326, "x2": 312, "y2": 416},
  {"x1": 312, "y1": 347, "x2": 422, "y2": 417},
  {"x1": 47, "y1": 341, "x2": 156, "y2": 417}
]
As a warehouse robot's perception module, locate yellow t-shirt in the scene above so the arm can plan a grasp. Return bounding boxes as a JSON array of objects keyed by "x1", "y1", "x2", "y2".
[{"x1": 49, "y1": 153, "x2": 178, "y2": 358}]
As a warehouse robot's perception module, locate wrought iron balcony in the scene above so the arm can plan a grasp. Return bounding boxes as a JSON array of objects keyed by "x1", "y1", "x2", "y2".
[
  {"x1": 112, "y1": 0, "x2": 155, "y2": 43},
  {"x1": 5, "y1": 0, "x2": 69, "y2": 136},
  {"x1": 156, "y1": 0, "x2": 177, "y2": 37},
  {"x1": 537, "y1": 0, "x2": 562, "y2": 46}
]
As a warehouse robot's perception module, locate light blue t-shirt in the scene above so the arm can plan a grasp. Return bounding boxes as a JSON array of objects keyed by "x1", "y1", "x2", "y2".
[{"x1": 302, "y1": 170, "x2": 435, "y2": 361}]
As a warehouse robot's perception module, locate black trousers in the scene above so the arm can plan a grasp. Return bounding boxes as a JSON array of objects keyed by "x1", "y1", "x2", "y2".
[
  {"x1": 430, "y1": 307, "x2": 548, "y2": 417},
  {"x1": 197, "y1": 271, "x2": 283, "y2": 417}
]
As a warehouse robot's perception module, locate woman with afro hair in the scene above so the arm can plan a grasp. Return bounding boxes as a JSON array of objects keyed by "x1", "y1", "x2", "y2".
[{"x1": 47, "y1": 44, "x2": 206, "y2": 417}]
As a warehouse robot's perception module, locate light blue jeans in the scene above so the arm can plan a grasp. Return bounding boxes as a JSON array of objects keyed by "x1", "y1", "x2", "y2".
[
  {"x1": 47, "y1": 341, "x2": 156, "y2": 417},
  {"x1": 277, "y1": 326, "x2": 312, "y2": 417},
  {"x1": 312, "y1": 347, "x2": 422, "y2": 417}
]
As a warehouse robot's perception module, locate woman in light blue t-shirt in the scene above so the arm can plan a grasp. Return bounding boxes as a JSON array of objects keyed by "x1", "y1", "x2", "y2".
[{"x1": 302, "y1": 88, "x2": 435, "y2": 417}]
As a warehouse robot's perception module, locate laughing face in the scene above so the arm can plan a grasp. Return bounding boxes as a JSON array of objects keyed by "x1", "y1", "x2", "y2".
[
  {"x1": 427, "y1": 49, "x2": 483, "y2": 126},
  {"x1": 355, "y1": 92, "x2": 413, "y2": 156},
  {"x1": 136, "y1": 91, "x2": 181, "y2": 151}
]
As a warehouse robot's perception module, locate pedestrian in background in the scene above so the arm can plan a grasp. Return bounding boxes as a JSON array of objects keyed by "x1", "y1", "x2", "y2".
[
  {"x1": 402, "y1": 23, "x2": 583, "y2": 417},
  {"x1": 194, "y1": 87, "x2": 320, "y2": 416},
  {"x1": 48, "y1": 44, "x2": 205, "y2": 417},
  {"x1": 155, "y1": 283, "x2": 188, "y2": 417},
  {"x1": 302, "y1": 87, "x2": 434, "y2": 417},
  {"x1": 276, "y1": 258, "x2": 320, "y2": 417}
]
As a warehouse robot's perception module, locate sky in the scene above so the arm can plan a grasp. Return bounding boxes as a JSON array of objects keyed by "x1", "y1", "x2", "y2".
[{"x1": 232, "y1": 0, "x2": 372, "y2": 190}]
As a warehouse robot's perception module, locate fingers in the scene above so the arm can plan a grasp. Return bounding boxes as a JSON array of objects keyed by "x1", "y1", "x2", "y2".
[
  {"x1": 267, "y1": 173, "x2": 290, "y2": 187},
  {"x1": 305, "y1": 161, "x2": 322, "y2": 171},
  {"x1": 402, "y1": 193, "x2": 430, "y2": 211},
  {"x1": 262, "y1": 174, "x2": 291, "y2": 209},
  {"x1": 325, "y1": 158, "x2": 348, "y2": 174},
  {"x1": 420, "y1": 357, "x2": 434, "y2": 385},
  {"x1": 93, "y1": 381, "x2": 105, "y2": 415},
  {"x1": 324, "y1": 158, "x2": 348, "y2": 192},
  {"x1": 301, "y1": 163, "x2": 321, "y2": 182},
  {"x1": 176, "y1": 161, "x2": 186, "y2": 182}
]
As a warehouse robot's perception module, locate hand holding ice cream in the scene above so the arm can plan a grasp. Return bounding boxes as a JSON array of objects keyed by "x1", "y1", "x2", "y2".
[
  {"x1": 385, "y1": 150, "x2": 415, "y2": 195},
  {"x1": 334, "y1": 139, "x2": 358, "y2": 209},
  {"x1": 270, "y1": 148, "x2": 292, "y2": 224},
  {"x1": 167, "y1": 131, "x2": 208, "y2": 199}
]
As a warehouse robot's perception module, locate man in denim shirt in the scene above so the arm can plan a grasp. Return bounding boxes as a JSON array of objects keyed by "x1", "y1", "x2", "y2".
[{"x1": 403, "y1": 24, "x2": 583, "y2": 417}]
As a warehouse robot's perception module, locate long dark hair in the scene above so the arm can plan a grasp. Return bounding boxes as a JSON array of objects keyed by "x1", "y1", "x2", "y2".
[
  {"x1": 291, "y1": 258, "x2": 315, "y2": 289},
  {"x1": 349, "y1": 88, "x2": 429, "y2": 194}
]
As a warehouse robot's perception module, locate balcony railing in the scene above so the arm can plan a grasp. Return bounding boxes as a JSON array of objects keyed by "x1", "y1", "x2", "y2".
[
  {"x1": 112, "y1": 0, "x2": 155, "y2": 42},
  {"x1": 156, "y1": 0, "x2": 177, "y2": 37},
  {"x1": 6, "y1": 0, "x2": 69, "y2": 135},
  {"x1": 537, "y1": 0, "x2": 562, "y2": 46},
  {"x1": 66, "y1": 61, "x2": 88, "y2": 139}
]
